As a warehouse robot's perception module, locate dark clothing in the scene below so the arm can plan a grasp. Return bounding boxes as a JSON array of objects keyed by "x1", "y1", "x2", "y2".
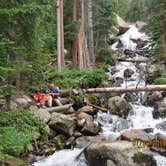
[{"x1": 48, "y1": 87, "x2": 60, "y2": 98}]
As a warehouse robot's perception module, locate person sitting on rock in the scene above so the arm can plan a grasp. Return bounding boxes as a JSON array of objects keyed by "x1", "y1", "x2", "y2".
[
  {"x1": 48, "y1": 83, "x2": 62, "y2": 106},
  {"x1": 34, "y1": 90, "x2": 52, "y2": 108}
]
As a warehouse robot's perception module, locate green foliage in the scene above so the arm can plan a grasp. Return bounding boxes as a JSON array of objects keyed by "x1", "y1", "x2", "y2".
[
  {"x1": 47, "y1": 68, "x2": 108, "y2": 89},
  {"x1": 0, "y1": 110, "x2": 46, "y2": 156},
  {"x1": 154, "y1": 77, "x2": 166, "y2": 85},
  {"x1": 93, "y1": 0, "x2": 116, "y2": 60},
  {"x1": 96, "y1": 48, "x2": 115, "y2": 64}
]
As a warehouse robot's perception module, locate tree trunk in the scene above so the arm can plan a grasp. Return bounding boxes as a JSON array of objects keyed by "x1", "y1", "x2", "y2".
[
  {"x1": 84, "y1": 85, "x2": 166, "y2": 93},
  {"x1": 87, "y1": 0, "x2": 95, "y2": 67},
  {"x1": 77, "y1": 0, "x2": 91, "y2": 70},
  {"x1": 71, "y1": 0, "x2": 78, "y2": 68},
  {"x1": 57, "y1": 0, "x2": 65, "y2": 72}
]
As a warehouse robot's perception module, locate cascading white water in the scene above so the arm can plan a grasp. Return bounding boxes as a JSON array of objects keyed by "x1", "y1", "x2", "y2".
[
  {"x1": 32, "y1": 149, "x2": 88, "y2": 166},
  {"x1": 33, "y1": 24, "x2": 165, "y2": 166}
]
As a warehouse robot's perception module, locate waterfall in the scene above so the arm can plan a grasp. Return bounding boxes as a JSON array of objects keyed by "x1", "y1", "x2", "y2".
[{"x1": 32, "y1": 24, "x2": 165, "y2": 166}]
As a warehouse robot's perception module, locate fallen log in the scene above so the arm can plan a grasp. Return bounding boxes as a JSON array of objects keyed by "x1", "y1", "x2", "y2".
[
  {"x1": 118, "y1": 57, "x2": 147, "y2": 63},
  {"x1": 84, "y1": 85, "x2": 166, "y2": 93},
  {"x1": 40, "y1": 104, "x2": 73, "y2": 113}
]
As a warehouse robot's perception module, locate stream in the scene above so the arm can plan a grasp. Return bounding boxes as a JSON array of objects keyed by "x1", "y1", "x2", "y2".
[{"x1": 32, "y1": 24, "x2": 166, "y2": 166}]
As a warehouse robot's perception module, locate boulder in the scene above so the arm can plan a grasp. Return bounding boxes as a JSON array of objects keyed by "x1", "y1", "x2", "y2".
[
  {"x1": 147, "y1": 92, "x2": 163, "y2": 106},
  {"x1": 120, "y1": 129, "x2": 155, "y2": 141},
  {"x1": 116, "y1": 15, "x2": 129, "y2": 35},
  {"x1": 156, "y1": 121, "x2": 166, "y2": 131},
  {"x1": 75, "y1": 135, "x2": 114, "y2": 148},
  {"x1": 85, "y1": 141, "x2": 157, "y2": 166},
  {"x1": 150, "y1": 147, "x2": 166, "y2": 157},
  {"x1": 108, "y1": 96, "x2": 131, "y2": 118},
  {"x1": 124, "y1": 68, "x2": 134, "y2": 78},
  {"x1": 124, "y1": 92, "x2": 139, "y2": 103},
  {"x1": 154, "y1": 133, "x2": 166, "y2": 140},
  {"x1": 81, "y1": 121, "x2": 101, "y2": 136},
  {"x1": 153, "y1": 97, "x2": 166, "y2": 118},
  {"x1": 14, "y1": 97, "x2": 29, "y2": 108},
  {"x1": 136, "y1": 21, "x2": 147, "y2": 31},
  {"x1": 49, "y1": 112, "x2": 76, "y2": 136},
  {"x1": 77, "y1": 112, "x2": 93, "y2": 122},
  {"x1": 78, "y1": 106, "x2": 94, "y2": 115},
  {"x1": 33, "y1": 109, "x2": 51, "y2": 123}
]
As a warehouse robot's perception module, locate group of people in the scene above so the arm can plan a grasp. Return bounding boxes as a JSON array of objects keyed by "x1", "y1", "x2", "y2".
[{"x1": 34, "y1": 84, "x2": 62, "y2": 108}]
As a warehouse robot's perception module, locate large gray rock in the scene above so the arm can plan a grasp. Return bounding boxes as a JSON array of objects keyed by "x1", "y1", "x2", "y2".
[
  {"x1": 156, "y1": 121, "x2": 166, "y2": 131},
  {"x1": 85, "y1": 141, "x2": 157, "y2": 166},
  {"x1": 147, "y1": 92, "x2": 163, "y2": 106},
  {"x1": 147, "y1": 64, "x2": 159, "y2": 83},
  {"x1": 14, "y1": 97, "x2": 29, "y2": 108},
  {"x1": 153, "y1": 97, "x2": 166, "y2": 118},
  {"x1": 120, "y1": 129, "x2": 155, "y2": 141},
  {"x1": 81, "y1": 121, "x2": 101, "y2": 136},
  {"x1": 78, "y1": 106, "x2": 94, "y2": 115},
  {"x1": 124, "y1": 68, "x2": 134, "y2": 78},
  {"x1": 33, "y1": 109, "x2": 51, "y2": 123},
  {"x1": 108, "y1": 96, "x2": 131, "y2": 118},
  {"x1": 49, "y1": 112, "x2": 76, "y2": 136}
]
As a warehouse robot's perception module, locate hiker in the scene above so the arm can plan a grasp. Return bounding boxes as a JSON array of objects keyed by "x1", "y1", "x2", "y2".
[
  {"x1": 48, "y1": 83, "x2": 62, "y2": 106},
  {"x1": 34, "y1": 90, "x2": 42, "y2": 102},
  {"x1": 34, "y1": 90, "x2": 52, "y2": 108}
]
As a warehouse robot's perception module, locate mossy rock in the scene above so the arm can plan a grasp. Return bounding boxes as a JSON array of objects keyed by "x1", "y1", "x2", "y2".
[
  {"x1": 0, "y1": 157, "x2": 28, "y2": 166},
  {"x1": 86, "y1": 95, "x2": 101, "y2": 106},
  {"x1": 132, "y1": 152, "x2": 156, "y2": 166}
]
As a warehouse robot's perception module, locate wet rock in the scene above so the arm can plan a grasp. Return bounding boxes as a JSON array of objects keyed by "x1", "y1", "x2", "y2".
[
  {"x1": 143, "y1": 128, "x2": 154, "y2": 133},
  {"x1": 150, "y1": 147, "x2": 166, "y2": 157},
  {"x1": 120, "y1": 129, "x2": 155, "y2": 141},
  {"x1": 114, "y1": 77, "x2": 124, "y2": 86},
  {"x1": 52, "y1": 134, "x2": 66, "y2": 149},
  {"x1": 49, "y1": 112, "x2": 76, "y2": 136},
  {"x1": 85, "y1": 141, "x2": 156, "y2": 166},
  {"x1": 78, "y1": 106, "x2": 94, "y2": 115},
  {"x1": 124, "y1": 68, "x2": 134, "y2": 78},
  {"x1": 136, "y1": 21, "x2": 147, "y2": 31},
  {"x1": 75, "y1": 135, "x2": 114, "y2": 148},
  {"x1": 124, "y1": 92, "x2": 139, "y2": 103},
  {"x1": 153, "y1": 97, "x2": 166, "y2": 118},
  {"x1": 156, "y1": 121, "x2": 166, "y2": 131},
  {"x1": 147, "y1": 92, "x2": 163, "y2": 106},
  {"x1": 77, "y1": 119, "x2": 86, "y2": 128},
  {"x1": 112, "y1": 118, "x2": 133, "y2": 132},
  {"x1": 154, "y1": 133, "x2": 166, "y2": 140},
  {"x1": 81, "y1": 121, "x2": 101, "y2": 136},
  {"x1": 33, "y1": 109, "x2": 51, "y2": 123},
  {"x1": 73, "y1": 131, "x2": 82, "y2": 138},
  {"x1": 108, "y1": 96, "x2": 131, "y2": 118}
]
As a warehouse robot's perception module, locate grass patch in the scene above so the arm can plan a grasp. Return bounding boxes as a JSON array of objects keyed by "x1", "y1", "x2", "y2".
[
  {"x1": 154, "y1": 77, "x2": 166, "y2": 84},
  {"x1": 0, "y1": 110, "x2": 46, "y2": 157},
  {"x1": 47, "y1": 68, "x2": 108, "y2": 89}
]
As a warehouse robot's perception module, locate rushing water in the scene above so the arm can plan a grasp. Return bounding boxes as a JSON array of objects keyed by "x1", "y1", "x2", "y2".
[{"x1": 33, "y1": 24, "x2": 166, "y2": 166}]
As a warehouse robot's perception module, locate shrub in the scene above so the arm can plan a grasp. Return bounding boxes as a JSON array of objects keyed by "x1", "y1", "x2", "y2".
[
  {"x1": 0, "y1": 110, "x2": 46, "y2": 156},
  {"x1": 154, "y1": 77, "x2": 166, "y2": 85}
]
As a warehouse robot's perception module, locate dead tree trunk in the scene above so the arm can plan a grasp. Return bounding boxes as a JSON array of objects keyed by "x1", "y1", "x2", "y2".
[{"x1": 84, "y1": 85, "x2": 166, "y2": 93}]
